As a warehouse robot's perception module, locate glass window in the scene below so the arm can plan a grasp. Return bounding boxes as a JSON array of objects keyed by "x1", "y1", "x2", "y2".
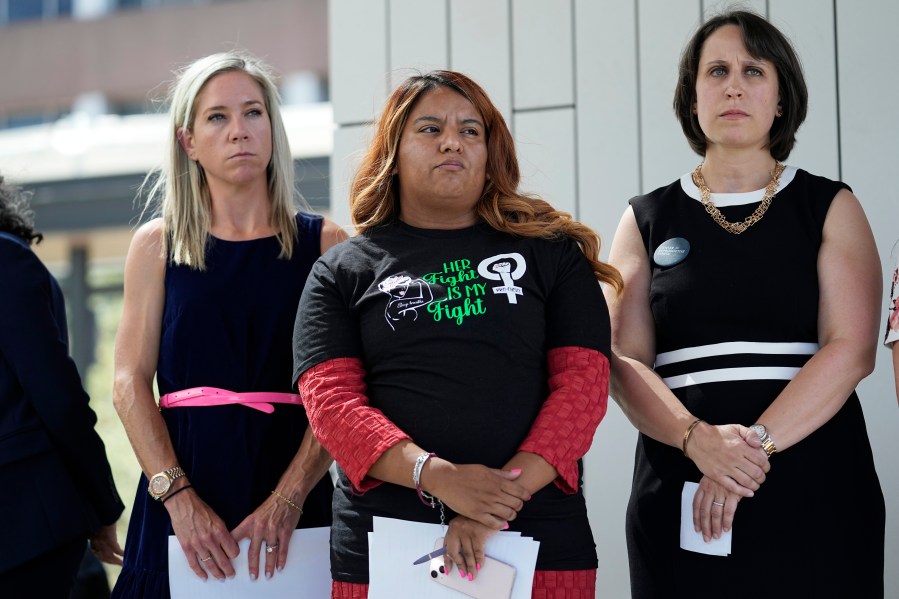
[
  {"x1": 6, "y1": 113, "x2": 50, "y2": 129},
  {"x1": 9, "y1": 0, "x2": 43, "y2": 22}
]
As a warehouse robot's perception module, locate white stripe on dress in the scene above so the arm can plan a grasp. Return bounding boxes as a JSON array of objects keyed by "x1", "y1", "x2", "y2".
[
  {"x1": 663, "y1": 366, "x2": 802, "y2": 390},
  {"x1": 655, "y1": 341, "x2": 819, "y2": 367}
]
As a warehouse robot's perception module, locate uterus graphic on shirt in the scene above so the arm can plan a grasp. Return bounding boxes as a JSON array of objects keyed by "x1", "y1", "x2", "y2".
[
  {"x1": 477, "y1": 253, "x2": 526, "y2": 304},
  {"x1": 377, "y1": 274, "x2": 435, "y2": 330}
]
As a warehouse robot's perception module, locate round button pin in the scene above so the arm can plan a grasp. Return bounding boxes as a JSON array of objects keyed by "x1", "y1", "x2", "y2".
[{"x1": 653, "y1": 237, "x2": 690, "y2": 267}]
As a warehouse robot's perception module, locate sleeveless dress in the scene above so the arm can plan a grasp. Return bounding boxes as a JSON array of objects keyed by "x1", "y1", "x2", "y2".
[
  {"x1": 626, "y1": 167, "x2": 885, "y2": 599},
  {"x1": 112, "y1": 213, "x2": 334, "y2": 598}
]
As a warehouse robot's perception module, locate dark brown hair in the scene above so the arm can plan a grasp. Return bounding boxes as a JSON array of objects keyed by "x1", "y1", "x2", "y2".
[{"x1": 674, "y1": 10, "x2": 808, "y2": 161}]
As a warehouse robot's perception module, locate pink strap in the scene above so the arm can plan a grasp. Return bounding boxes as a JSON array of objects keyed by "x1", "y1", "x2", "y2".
[{"x1": 159, "y1": 387, "x2": 302, "y2": 414}]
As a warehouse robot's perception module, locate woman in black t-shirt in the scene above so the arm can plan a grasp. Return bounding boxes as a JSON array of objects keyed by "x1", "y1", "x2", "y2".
[{"x1": 294, "y1": 70, "x2": 621, "y2": 598}]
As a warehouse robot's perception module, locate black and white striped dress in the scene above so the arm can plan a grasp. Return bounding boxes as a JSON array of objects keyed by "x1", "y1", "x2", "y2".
[{"x1": 625, "y1": 166, "x2": 884, "y2": 598}]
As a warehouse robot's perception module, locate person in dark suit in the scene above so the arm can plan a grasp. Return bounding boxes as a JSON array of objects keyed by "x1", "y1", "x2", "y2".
[{"x1": 0, "y1": 174, "x2": 125, "y2": 597}]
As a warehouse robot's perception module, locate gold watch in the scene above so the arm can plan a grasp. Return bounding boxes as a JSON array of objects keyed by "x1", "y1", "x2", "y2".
[
  {"x1": 749, "y1": 424, "x2": 777, "y2": 457},
  {"x1": 148, "y1": 466, "x2": 186, "y2": 501}
]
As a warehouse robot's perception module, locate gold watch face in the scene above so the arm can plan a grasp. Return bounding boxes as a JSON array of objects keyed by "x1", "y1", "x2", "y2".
[{"x1": 149, "y1": 473, "x2": 171, "y2": 498}]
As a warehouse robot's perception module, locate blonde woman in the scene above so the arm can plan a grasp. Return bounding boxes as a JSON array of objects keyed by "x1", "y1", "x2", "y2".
[{"x1": 112, "y1": 51, "x2": 345, "y2": 598}]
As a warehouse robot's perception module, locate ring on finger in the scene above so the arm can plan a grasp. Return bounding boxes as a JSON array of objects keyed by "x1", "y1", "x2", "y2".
[
  {"x1": 712, "y1": 500, "x2": 725, "y2": 507},
  {"x1": 265, "y1": 543, "x2": 279, "y2": 554},
  {"x1": 200, "y1": 554, "x2": 214, "y2": 562}
]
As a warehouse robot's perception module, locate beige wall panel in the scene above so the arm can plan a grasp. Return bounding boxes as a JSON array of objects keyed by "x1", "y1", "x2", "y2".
[
  {"x1": 837, "y1": 1, "x2": 899, "y2": 593},
  {"x1": 574, "y1": 1, "x2": 640, "y2": 596},
  {"x1": 513, "y1": 108, "x2": 577, "y2": 216},
  {"x1": 388, "y1": 0, "x2": 449, "y2": 90},
  {"x1": 449, "y1": 0, "x2": 513, "y2": 121},
  {"x1": 574, "y1": 0, "x2": 640, "y2": 243},
  {"x1": 771, "y1": 0, "x2": 840, "y2": 178},
  {"x1": 511, "y1": 0, "x2": 574, "y2": 110},
  {"x1": 637, "y1": 0, "x2": 702, "y2": 191},
  {"x1": 330, "y1": 124, "x2": 375, "y2": 231},
  {"x1": 330, "y1": 0, "x2": 389, "y2": 125}
]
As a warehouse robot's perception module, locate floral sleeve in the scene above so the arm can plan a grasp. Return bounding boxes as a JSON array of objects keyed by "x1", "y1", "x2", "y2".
[{"x1": 885, "y1": 254, "x2": 899, "y2": 347}]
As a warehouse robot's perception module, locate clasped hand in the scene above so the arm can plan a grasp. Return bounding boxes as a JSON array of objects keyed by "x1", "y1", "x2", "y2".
[
  {"x1": 688, "y1": 423, "x2": 769, "y2": 496},
  {"x1": 425, "y1": 462, "x2": 529, "y2": 530},
  {"x1": 422, "y1": 463, "x2": 529, "y2": 582},
  {"x1": 689, "y1": 424, "x2": 770, "y2": 541}
]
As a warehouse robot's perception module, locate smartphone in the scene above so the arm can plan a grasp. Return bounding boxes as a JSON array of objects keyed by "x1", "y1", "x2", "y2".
[{"x1": 427, "y1": 537, "x2": 516, "y2": 599}]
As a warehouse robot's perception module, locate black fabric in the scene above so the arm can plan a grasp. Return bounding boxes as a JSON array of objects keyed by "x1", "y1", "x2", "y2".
[
  {"x1": 625, "y1": 168, "x2": 884, "y2": 598},
  {"x1": 0, "y1": 234, "x2": 124, "y2": 573},
  {"x1": 0, "y1": 536, "x2": 85, "y2": 598},
  {"x1": 294, "y1": 220, "x2": 610, "y2": 583}
]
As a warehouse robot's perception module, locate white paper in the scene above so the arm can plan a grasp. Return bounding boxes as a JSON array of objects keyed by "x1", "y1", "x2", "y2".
[
  {"x1": 679, "y1": 481, "x2": 732, "y2": 556},
  {"x1": 168, "y1": 527, "x2": 330, "y2": 599},
  {"x1": 368, "y1": 516, "x2": 539, "y2": 599}
]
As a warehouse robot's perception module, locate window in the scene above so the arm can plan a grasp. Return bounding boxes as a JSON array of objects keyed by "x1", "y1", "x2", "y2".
[{"x1": 4, "y1": 0, "x2": 72, "y2": 23}]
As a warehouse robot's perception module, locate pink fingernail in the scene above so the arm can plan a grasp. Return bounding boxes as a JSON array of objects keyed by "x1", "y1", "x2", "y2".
[
  {"x1": 476, "y1": 563, "x2": 481, "y2": 570},
  {"x1": 459, "y1": 569, "x2": 466, "y2": 578},
  {"x1": 468, "y1": 573, "x2": 474, "y2": 581},
  {"x1": 510, "y1": 468, "x2": 522, "y2": 474},
  {"x1": 503, "y1": 522, "x2": 509, "y2": 530}
]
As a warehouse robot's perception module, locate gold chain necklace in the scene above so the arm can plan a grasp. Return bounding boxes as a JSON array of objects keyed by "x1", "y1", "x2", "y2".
[{"x1": 691, "y1": 161, "x2": 785, "y2": 234}]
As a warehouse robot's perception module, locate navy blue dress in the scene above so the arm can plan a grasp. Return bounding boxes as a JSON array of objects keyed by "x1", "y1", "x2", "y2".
[{"x1": 112, "y1": 214, "x2": 334, "y2": 598}]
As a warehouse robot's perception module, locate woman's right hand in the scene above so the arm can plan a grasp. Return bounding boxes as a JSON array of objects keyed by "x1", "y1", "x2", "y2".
[
  {"x1": 165, "y1": 486, "x2": 241, "y2": 581},
  {"x1": 423, "y1": 462, "x2": 528, "y2": 530},
  {"x1": 442, "y1": 515, "x2": 498, "y2": 581},
  {"x1": 687, "y1": 422, "x2": 770, "y2": 497}
]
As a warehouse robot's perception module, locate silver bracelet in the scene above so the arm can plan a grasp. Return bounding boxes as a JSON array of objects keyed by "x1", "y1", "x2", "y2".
[{"x1": 413, "y1": 452, "x2": 436, "y2": 507}]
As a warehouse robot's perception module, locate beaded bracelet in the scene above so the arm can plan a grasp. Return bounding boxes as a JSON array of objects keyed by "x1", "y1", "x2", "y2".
[
  {"x1": 682, "y1": 418, "x2": 705, "y2": 457},
  {"x1": 271, "y1": 490, "x2": 304, "y2": 515},
  {"x1": 161, "y1": 484, "x2": 193, "y2": 504},
  {"x1": 413, "y1": 452, "x2": 437, "y2": 507}
]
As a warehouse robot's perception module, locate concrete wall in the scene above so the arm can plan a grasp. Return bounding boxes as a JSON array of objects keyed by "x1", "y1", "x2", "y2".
[{"x1": 329, "y1": 1, "x2": 899, "y2": 596}]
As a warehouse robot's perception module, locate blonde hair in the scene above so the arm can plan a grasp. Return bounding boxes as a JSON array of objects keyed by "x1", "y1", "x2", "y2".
[
  {"x1": 350, "y1": 70, "x2": 622, "y2": 291},
  {"x1": 141, "y1": 50, "x2": 302, "y2": 269}
]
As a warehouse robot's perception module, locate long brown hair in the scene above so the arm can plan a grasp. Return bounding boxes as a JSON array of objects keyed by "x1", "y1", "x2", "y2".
[{"x1": 350, "y1": 70, "x2": 622, "y2": 291}]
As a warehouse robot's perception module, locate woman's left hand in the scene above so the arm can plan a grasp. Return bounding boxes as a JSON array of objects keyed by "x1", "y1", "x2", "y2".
[
  {"x1": 231, "y1": 491, "x2": 303, "y2": 580},
  {"x1": 692, "y1": 475, "x2": 742, "y2": 542},
  {"x1": 441, "y1": 515, "x2": 498, "y2": 582},
  {"x1": 89, "y1": 523, "x2": 124, "y2": 566}
]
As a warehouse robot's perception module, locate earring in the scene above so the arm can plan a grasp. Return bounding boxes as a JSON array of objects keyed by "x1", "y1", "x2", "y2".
[{"x1": 776, "y1": 105, "x2": 783, "y2": 117}]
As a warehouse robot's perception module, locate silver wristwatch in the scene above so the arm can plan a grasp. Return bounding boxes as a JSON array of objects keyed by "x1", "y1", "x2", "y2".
[
  {"x1": 749, "y1": 424, "x2": 777, "y2": 457},
  {"x1": 148, "y1": 466, "x2": 186, "y2": 500}
]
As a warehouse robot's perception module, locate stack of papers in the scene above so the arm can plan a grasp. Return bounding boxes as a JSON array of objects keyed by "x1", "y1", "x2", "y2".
[
  {"x1": 167, "y1": 527, "x2": 331, "y2": 598},
  {"x1": 368, "y1": 516, "x2": 540, "y2": 599}
]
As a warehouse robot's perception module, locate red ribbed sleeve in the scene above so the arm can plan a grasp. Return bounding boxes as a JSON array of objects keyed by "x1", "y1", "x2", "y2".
[
  {"x1": 517, "y1": 346, "x2": 610, "y2": 494},
  {"x1": 298, "y1": 357, "x2": 410, "y2": 492}
]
